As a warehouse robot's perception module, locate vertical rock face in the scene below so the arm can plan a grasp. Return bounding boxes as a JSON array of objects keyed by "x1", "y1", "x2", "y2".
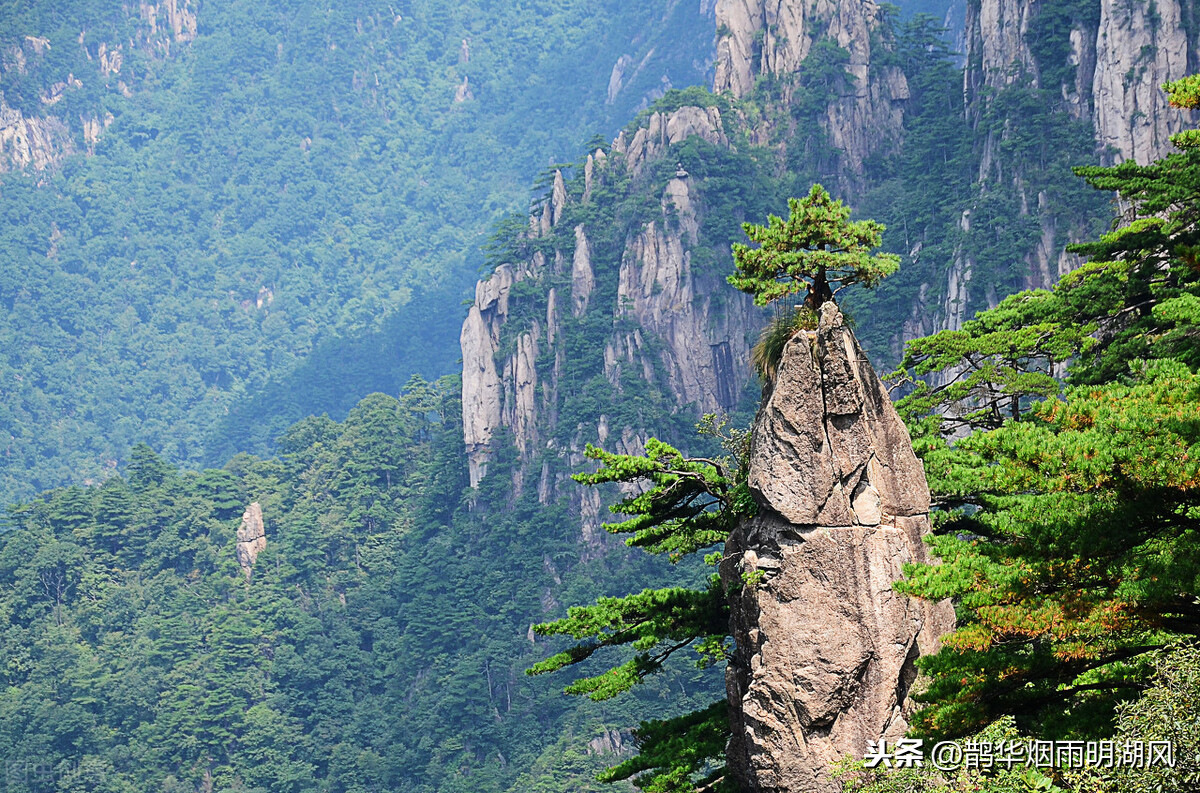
[
  {"x1": 962, "y1": 0, "x2": 1040, "y2": 103},
  {"x1": 460, "y1": 103, "x2": 761, "y2": 507},
  {"x1": 235, "y1": 502, "x2": 266, "y2": 580},
  {"x1": 721, "y1": 303, "x2": 954, "y2": 793},
  {"x1": 1092, "y1": 0, "x2": 1193, "y2": 163},
  {"x1": 461, "y1": 0, "x2": 1186, "y2": 537},
  {"x1": 613, "y1": 172, "x2": 757, "y2": 413},
  {"x1": 964, "y1": 0, "x2": 1199, "y2": 165},
  {"x1": 135, "y1": 0, "x2": 198, "y2": 53},
  {"x1": 713, "y1": 0, "x2": 908, "y2": 180},
  {"x1": 0, "y1": 103, "x2": 74, "y2": 171},
  {"x1": 462, "y1": 267, "x2": 511, "y2": 487},
  {"x1": 715, "y1": 0, "x2": 882, "y2": 98},
  {"x1": 924, "y1": 0, "x2": 1200, "y2": 356}
]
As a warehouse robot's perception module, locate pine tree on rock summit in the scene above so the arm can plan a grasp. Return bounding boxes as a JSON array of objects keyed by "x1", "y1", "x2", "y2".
[
  {"x1": 529, "y1": 190, "x2": 904, "y2": 790},
  {"x1": 727, "y1": 183, "x2": 900, "y2": 309}
]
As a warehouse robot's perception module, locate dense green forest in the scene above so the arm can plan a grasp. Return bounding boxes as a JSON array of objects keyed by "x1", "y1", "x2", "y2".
[
  {"x1": 0, "y1": 0, "x2": 713, "y2": 504},
  {"x1": 0, "y1": 376, "x2": 723, "y2": 792},
  {"x1": 5, "y1": 0, "x2": 1196, "y2": 791}
]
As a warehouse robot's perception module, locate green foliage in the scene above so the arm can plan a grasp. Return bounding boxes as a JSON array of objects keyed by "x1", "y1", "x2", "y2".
[
  {"x1": 572, "y1": 438, "x2": 746, "y2": 561},
  {"x1": 0, "y1": 376, "x2": 724, "y2": 793},
  {"x1": 787, "y1": 40, "x2": 855, "y2": 170},
  {"x1": 901, "y1": 362, "x2": 1200, "y2": 737},
  {"x1": 728, "y1": 184, "x2": 900, "y2": 308},
  {"x1": 528, "y1": 581, "x2": 727, "y2": 700},
  {"x1": 530, "y1": 416, "x2": 751, "y2": 791},
  {"x1": 0, "y1": 0, "x2": 715, "y2": 504},
  {"x1": 892, "y1": 77, "x2": 1200, "y2": 743},
  {"x1": 1026, "y1": 0, "x2": 1102, "y2": 95},
  {"x1": 846, "y1": 647, "x2": 1200, "y2": 793},
  {"x1": 835, "y1": 718, "x2": 1064, "y2": 792},
  {"x1": 598, "y1": 703, "x2": 732, "y2": 792},
  {"x1": 1070, "y1": 645, "x2": 1200, "y2": 792},
  {"x1": 846, "y1": 16, "x2": 1110, "y2": 362},
  {"x1": 888, "y1": 286, "x2": 1096, "y2": 433},
  {"x1": 0, "y1": 5, "x2": 1162, "y2": 792}
]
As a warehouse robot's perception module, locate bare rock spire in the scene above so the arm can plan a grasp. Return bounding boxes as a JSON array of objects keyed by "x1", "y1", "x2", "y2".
[
  {"x1": 721, "y1": 302, "x2": 953, "y2": 792},
  {"x1": 235, "y1": 502, "x2": 266, "y2": 580}
]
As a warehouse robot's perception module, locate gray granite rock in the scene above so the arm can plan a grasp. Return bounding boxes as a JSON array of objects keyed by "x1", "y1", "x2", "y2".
[{"x1": 723, "y1": 302, "x2": 953, "y2": 793}]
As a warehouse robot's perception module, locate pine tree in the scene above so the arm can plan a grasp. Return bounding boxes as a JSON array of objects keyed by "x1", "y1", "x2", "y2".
[
  {"x1": 727, "y1": 183, "x2": 900, "y2": 308},
  {"x1": 891, "y1": 76, "x2": 1200, "y2": 739},
  {"x1": 527, "y1": 418, "x2": 752, "y2": 791}
]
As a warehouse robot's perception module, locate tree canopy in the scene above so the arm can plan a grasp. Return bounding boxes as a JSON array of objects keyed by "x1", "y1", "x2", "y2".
[
  {"x1": 727, "y1": 183, "x2": 900, "y2": 308},
  {"x1": 887, "y1": 74, "x2": 1200, "y2": 742}
]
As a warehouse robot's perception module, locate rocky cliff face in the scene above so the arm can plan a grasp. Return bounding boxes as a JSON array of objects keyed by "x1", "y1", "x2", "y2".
[
  {"x1": 235, "y1": 502, "x2": 266, "y2": 580},
  {"x1": 462, "y1": 0, "x2": 1179, "y2": 511},
  {"x1": 721, "y1": 302, "x2": 954, "y2": 792},
  {"x1": 714, "y1": 0, "x2": 909, "y2": 182},
  {"x1": 460, "y1": 0, "x2": 1180, "y2": 501},
  {"x1": 902, "y1": 0, "x2": 1199, "y2": 354},
  {"x1": 965, "y1": 0, "x2": 1197, "y2": 165},
  {"x1": 0, "y1": 0, "x2": 196, "y2": 172},
  {"x1": 461, "y1": 0, "x2": 923, "y2": 507},
  {"x1": 708, "y1": 0, "x2": 1191, "y2": 354},
  {"x1": 1091, "y1": 0, "x2": 1195, "y2": 163},
  {"x1": 461, "y1": 104, "x2": 761, "y2": 528},
  {"x1": 0, "y1": 100, "x2": 75, "y2": 172}
]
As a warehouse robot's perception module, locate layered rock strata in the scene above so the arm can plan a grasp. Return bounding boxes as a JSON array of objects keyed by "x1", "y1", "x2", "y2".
[{"x1": 721, "y1": 302, "x2": 954, "y2": 792}]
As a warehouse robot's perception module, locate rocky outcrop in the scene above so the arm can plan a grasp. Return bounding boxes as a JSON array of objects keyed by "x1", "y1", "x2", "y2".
[
  {"x1": 0, "y1": 38, "x2": 75, "y2": 171},
  {"x1": 586, "y1": 728, "x2": 632, "y2": 756},
  {"x1": 919, "y1": 0, "x2": 1197, "y2": 354},
  {"x1": 612, "y1": 104, "x2": 728, "y2": 176},
  {"x1": 460, "y1": 102, "x2": 762, "y2": 501},
  {"x1": 613, "y1": 172, "x2": 756, "y2": 412},
  {"x1": 461, "y1": 305, "x2": 503, "y2": 487},
  {"x1": 135, "y1": 0, "x2": 198, "y2": 55},
  {"x1": 461, "y1": 0, "x2": 1182, "y2": 531},
  {"x1": 965, "y1": 0, "x2": 1199, "y2": 164},
  {"x1": 713, "y1": 0, "x2": 908, "y2": 178},
  {"x1": 453, "y1": 75, "x2": 473, "y2": 102},
  {"x1": 722, "y1": 303, "x2": 954, "y2": 793},
  {"x1": 235, "y1": 502, "x2": 266, "y2": 580},
  {"x1": 0, "y1": 102, "x2": 74, "y2": 171},
  {"x1": 1092, "y1": 0, "x2": 1194, "y2": 163},
  {"x1": 962, "y1": 0, "x2": 1039, "y2": 105}
]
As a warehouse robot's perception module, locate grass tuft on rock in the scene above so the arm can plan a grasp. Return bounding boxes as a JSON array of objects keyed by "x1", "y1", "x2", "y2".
[{"x1": 752, "y1": 307, "x2": 817, "y2": 383}]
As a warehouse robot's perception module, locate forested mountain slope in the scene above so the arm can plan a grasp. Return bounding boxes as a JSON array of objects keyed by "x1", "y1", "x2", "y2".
[
  {"x1": 0, "y1": 381, "x2": 719, "y2": 792},
  {"x1": 0, "y1": 0, "x2": 714, "y2": 504},
  {"x1": 2, "y1": 0, "x2": 1199, "y2": 792}
]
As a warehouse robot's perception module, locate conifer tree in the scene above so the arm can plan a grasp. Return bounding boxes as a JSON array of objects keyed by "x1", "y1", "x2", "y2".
[
  {"x1": 527, "y1": 418, "x2": 751, "y2": 792},
  {"x1": 727, "y1": 183, "x2": 900, "y2": 308},
  {"x1": 891, "y1": 76, "x2": 1200, "y2": 739}
]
